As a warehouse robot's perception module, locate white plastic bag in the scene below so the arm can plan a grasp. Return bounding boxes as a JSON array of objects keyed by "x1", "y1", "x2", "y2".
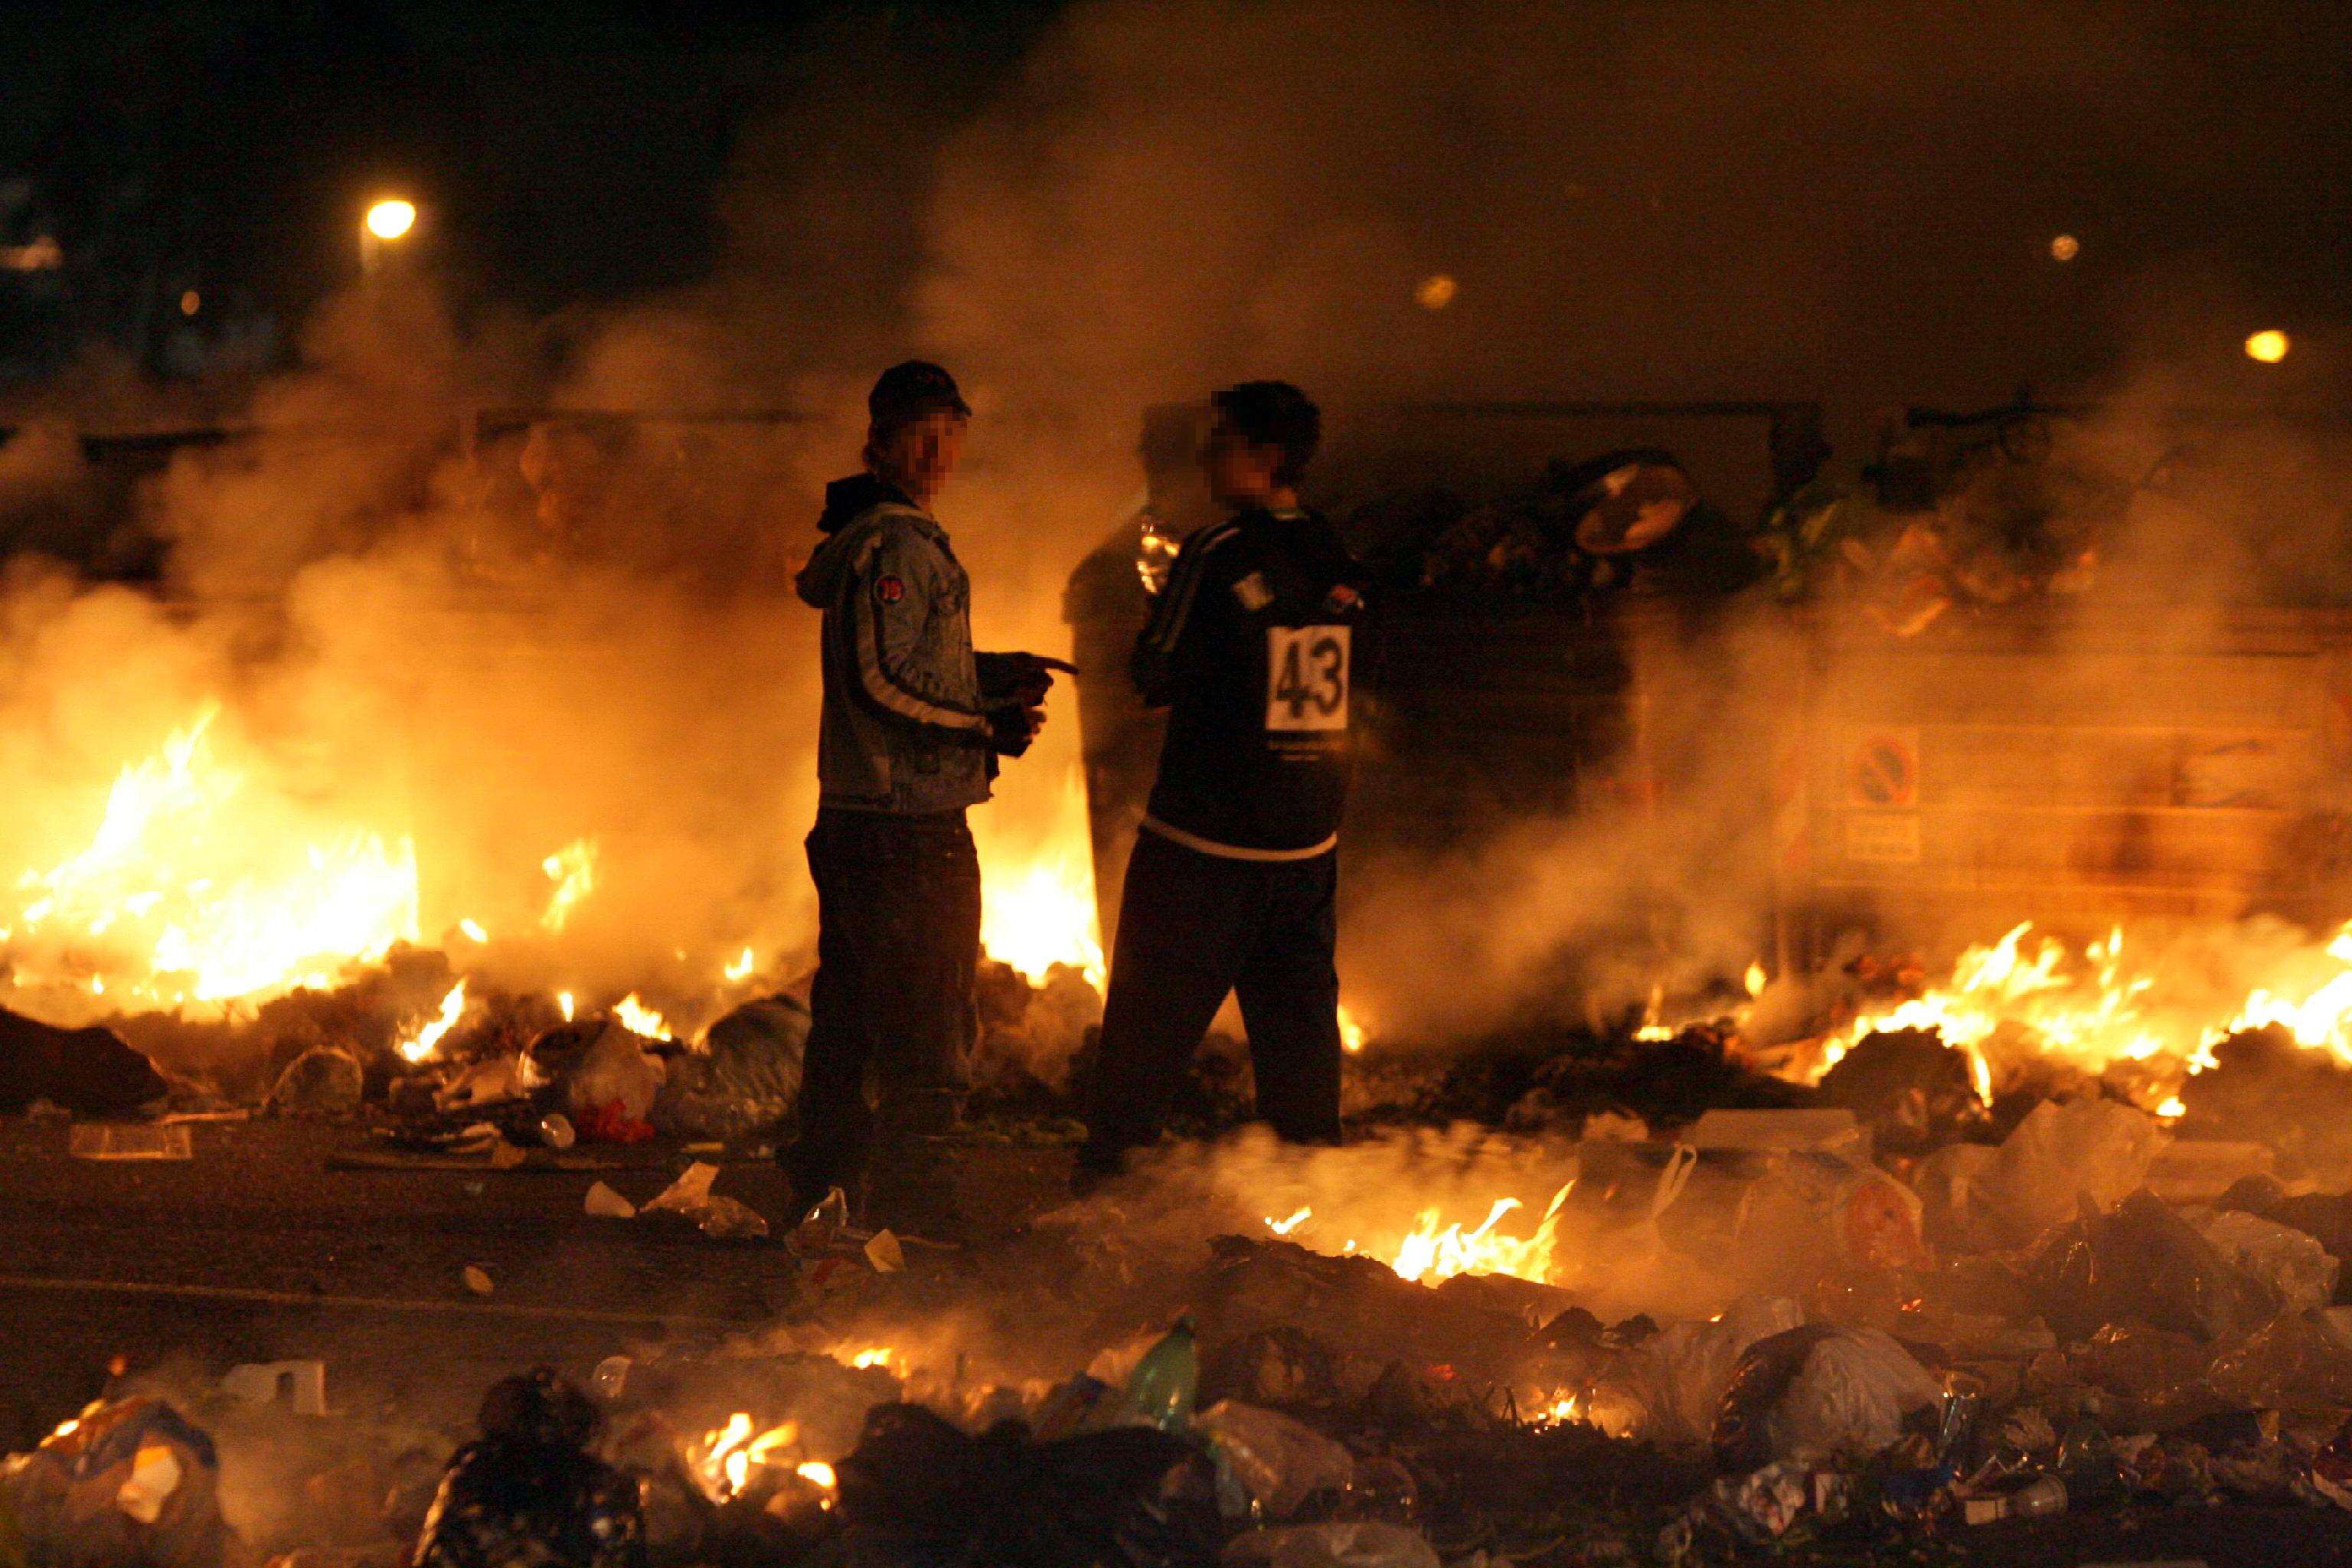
[{"x1": 1585, "y1": 1295, "x2": 1807, "y2": 1442}]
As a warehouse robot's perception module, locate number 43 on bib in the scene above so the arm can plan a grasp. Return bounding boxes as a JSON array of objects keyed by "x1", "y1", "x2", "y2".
[{"x1": 1266, "y1": 624, "x2": 1351, "y2": 732}]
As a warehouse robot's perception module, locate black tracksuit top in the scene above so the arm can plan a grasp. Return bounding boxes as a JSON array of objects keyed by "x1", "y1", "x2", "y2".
[{"x1": 1132, "y1": 505, "x2": 1364, "y2": 858}]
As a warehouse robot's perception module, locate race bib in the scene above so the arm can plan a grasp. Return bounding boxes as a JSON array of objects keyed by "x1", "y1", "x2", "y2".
[{"x1": 1266, "y1": 624, "x2": 1351, "y2": 732}]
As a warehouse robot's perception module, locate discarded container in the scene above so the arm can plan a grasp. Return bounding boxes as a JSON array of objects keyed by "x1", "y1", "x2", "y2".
[
  {"x1": 537, "y1": 1112, "x2": 577, "y2": 1150},
  {"x1": 1126, "y1": 1319, "x2": 1201, "y2": 1432},
  {"x1": 220, "y1": 1361, "x2": 327, "y2": 1417},
  {"x1": 582, "y1": 1182, "x2": 635, "y2": 1220},
  {"x1": 68, "y1": 1123, "x2": 192, "y2": 1161},
  {"x1": 590, "y1": 1356, "x2": 630, "y2": 1401}
]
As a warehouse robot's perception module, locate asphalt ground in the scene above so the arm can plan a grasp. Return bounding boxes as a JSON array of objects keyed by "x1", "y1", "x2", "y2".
[{"x1": 0, "y1": 1117, "x2": 1063, "y2": 1451}]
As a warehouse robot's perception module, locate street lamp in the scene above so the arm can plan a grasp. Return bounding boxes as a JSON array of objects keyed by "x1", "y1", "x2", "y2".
[{"x1": 359, "y1": 198, "x2": 418, "y2": 276}]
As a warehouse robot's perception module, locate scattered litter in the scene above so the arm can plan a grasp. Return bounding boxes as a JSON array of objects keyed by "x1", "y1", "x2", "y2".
[
  {"x1": 462, "y1": 1266, "x2": 494, "y2": 1296},
  {"x1": 864, "y1": 1228, "x2": 905, "y2": 1273},
  {"x1": 413, "y1": 1369, "x2": 643, "y2": 1567},
  {"x1": 1682, "y1": 1106, "x2": 1866, "y2": 1157},
  {"x1": 266, "y1": 1047, "x2": 364, "y2": 1116},
  {"x1": 220, "y1": 1361, "x2": 327, "y2": 1417},
  {"x1": 0, "y1": 1008, "x2": 168, "y2": 1116},
  {"x1": 644, "y1": 1161, "x2": 719, "y2": 1215},
  {"x1": 1222, "y1": 1521, "x2": 1440, "y2": 1566},
  {"x1": 1587, "y1": 1295, "x2": 1806, "y2": 1443},
  {"x1": 1125, "y1": 1318, "x2": 1200, "y2": 1432},
  {"x1": 1195, "y1": 1400, "x2": 1354, "y2": 1518},
  {"x1": 1711, "y1": 1324, "x2": 1941, "y2": 1468},
  {"x1": 70, "y1": 1122, "x2": 192, "y2": 1161},
  {"x1": 0, "y1": 1396, "x2": 229, "y2": 1568},
  {"x1": 833, "y1": 1400, "x2": 1214, "y2": 1566},
  {"x1": 590, "y1": 1356, "x2": 630, "y2": 1400},
  {"x1": 639, "y1": 1160, "x2": 768, "y2": 1240},
  {"x1": 559, "y1": 1022, "x2": 667, "y2": 1129},
  {"x1": 582, "y1": 1181, "x2": 635, "y2": 1220},
  {"x1": 2196, "y1": 1208, "x2": 2341, "y2": 1316}
]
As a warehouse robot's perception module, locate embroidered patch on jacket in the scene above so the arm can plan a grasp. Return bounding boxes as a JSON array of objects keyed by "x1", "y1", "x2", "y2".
[
  {"x1": 874, "y1": 575, "x2": 906, "y2": 604},
  {"x1": 1232, "y1": 571, "x2": 1275, "y2": 612}
]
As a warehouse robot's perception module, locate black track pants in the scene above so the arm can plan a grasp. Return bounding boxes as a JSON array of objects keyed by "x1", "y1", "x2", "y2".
[{"x1": 1080, "y1": 829, "x2": 1343, "y2": 1171}]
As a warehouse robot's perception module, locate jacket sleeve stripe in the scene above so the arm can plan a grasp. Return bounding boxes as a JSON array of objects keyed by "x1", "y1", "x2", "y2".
[
  {"x1": 848, "y1": 536, "x2": 988, "y2": 733},
  {"x1": 1141, "y1": 521, "x2": 1237, "y2": 657}
]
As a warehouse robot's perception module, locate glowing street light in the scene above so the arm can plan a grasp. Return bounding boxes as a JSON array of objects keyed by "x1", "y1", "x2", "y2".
[
  {"x1": 2245, "y1": 328, "x2": 2291, "y2": 364},
  {"x1": 359, "y1": 197, "x2": 418, "y2": 277},
  {"x1": 364, "y1": 199, "x2": 416, "y2": 241}
]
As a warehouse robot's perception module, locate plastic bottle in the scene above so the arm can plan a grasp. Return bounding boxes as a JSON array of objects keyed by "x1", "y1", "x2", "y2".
[{"x1": 1125, "y1": 1318, "x2": 1200, "y2": 1432}]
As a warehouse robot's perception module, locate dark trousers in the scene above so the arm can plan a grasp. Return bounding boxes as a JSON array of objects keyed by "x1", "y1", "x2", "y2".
[
  {"x1": 1080, "y1": 830, "x2": 1343, "y2": 1171},
  {"x1": 786, "y1": 806, "x2": 980, "y2": 1211}
]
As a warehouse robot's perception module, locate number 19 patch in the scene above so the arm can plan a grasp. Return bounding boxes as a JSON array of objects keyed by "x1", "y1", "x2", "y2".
[{"x1": 1266, "y1": 624, "x2": 1351, "y2": 733}]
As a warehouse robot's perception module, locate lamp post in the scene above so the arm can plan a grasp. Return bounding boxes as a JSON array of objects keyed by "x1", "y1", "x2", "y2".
[{"x1": 360, "y1": 198, "x2": 417, "y2": 277}]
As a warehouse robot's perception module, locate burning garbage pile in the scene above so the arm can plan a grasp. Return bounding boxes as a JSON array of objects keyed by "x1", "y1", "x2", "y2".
[{"x1": 0, "y1": 702, "x2": 1114, "y2": 1142}]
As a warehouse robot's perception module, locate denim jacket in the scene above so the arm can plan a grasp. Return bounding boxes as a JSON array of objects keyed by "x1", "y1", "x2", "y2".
[{"x1": 797, "y1": 476, "x2": 993, "y2": 815}]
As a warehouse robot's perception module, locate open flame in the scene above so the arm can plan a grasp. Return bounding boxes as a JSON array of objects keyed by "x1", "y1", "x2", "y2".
[
  {"x1": 2, "y1": 707, "x2": 419, "y2": 1012},
  {"x1": 611, "y1": 993, "x2": 675, "y2": 1040},
  {"x1": 396, "y1": 979, "x2": 469, "y2": 1063},
  {"x1": 974, "y1": 769, "x2": 1106, "y2": 988},
  {"x1": 1264, "y1": 1184, "x2": 1574, "y2": 1288},
  {"x1": 539, "y1": 838, "x2": 598, "y2": 934},
  {"x1": 1806, "y1": 919, "x2": 2352, "y2": 1099}
]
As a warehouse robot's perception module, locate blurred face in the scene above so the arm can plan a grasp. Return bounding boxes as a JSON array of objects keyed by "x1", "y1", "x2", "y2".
[
  {"x1": 1203, "y1": 415, "x2": 1285, "y2": 508},
  {"x1": 870, "y1": 409, "x2": 969, "y2": 505}
]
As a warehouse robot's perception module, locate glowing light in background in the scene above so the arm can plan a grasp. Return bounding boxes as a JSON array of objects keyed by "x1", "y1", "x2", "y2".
[
  {"x1": 364, "y1": 199, "x2": 417, "y2": 241},
  {"x1": 2246, "y1": 328, "x2": 2291, "y2": 363},
  {"x1": 1415, "y1": 273, "x2": 1459, "y2": 310},
  {"x1": 2048, "y1": 234, "x2": 2079, "y2": 261}
]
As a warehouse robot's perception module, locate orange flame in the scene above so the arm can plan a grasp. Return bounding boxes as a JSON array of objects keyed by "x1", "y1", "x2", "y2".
[{"x1": 3, "y1": 707, "x2": 418, "y2": 1011}]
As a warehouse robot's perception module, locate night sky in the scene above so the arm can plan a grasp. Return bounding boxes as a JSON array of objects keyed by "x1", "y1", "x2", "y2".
[{"x1": 1, "y1": 1, "x2": 2347, "y2": 400}]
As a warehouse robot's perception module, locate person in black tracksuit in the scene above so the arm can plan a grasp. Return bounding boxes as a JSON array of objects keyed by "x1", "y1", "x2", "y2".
[{"x1": 1079, "y1": 381, "x2": 1364, "y2": 1181}]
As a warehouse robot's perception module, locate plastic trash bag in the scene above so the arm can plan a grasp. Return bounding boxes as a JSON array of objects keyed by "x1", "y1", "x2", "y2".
[
  {"x1": 1, "y1": 1396, "x2": 230, "y2": 1568},
  {"x1": 1220, "y1": 1521, "x2": 1442, "y2": 1567},
  {"x1": 267, "y1": 1046, "x2": 364, "y2": 1114},
  {"x1": 1194, "y1": 1400, "x2": 1354, "y2": 1519},
  {"x1": 413, "y1": 1369, "x2": 645, "y2": 1568},
  {"x1": 835, "y1": 1401, "x2": 1217, "y2": 1567},
  {"x1": 1586, "y1": 1296, "x2": 1806, "y2": 1443},
  {"x1": 560, "y1": 1023, "x2": 667, "y2": 1129},
  {"x1": 1919, "y1": 1099, "x2": 2167, "y2": 1253},
  {"x1": 2197, "y1": 1209, "x2": 2341, "y2": 1317},
  {"x1": 658, "y1": 995, "x2": 806, "y2": 1141},
  {"x1": 1712, "y1": 1325, "x2": 1941, "y2": 1469},
  {"x1": 2025, "y1": 1191, "x2": 2278, "y2": 1343}
]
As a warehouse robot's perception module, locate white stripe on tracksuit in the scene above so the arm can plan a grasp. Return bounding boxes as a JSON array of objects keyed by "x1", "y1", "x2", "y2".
[{"x1": 848, "y1": 532, "x2": 988, "y2": 736}]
